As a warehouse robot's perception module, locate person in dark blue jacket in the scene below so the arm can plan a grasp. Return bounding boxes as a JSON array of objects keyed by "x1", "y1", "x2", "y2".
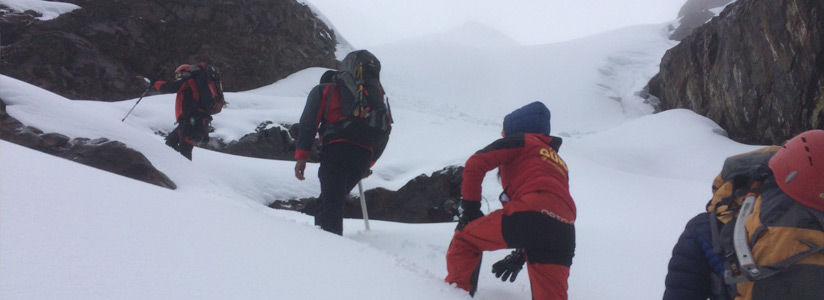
[
  {"x1": 665, "y1": 130, "x2": 824, "y2": 300},
  {"x1": 663, "y1": 212, "x2": 724, "y2": 300}
]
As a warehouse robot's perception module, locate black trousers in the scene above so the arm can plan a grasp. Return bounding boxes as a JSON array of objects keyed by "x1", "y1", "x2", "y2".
[
  {"x1": 316, "y1": 142, "x2": 372, "y2": 235},
  {"x1": 165, "y1": 115, "x2": 210, "y2": 160}
]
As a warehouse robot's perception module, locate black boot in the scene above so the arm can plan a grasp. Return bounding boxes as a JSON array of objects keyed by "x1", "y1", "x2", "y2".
[{"x1": 165, "y1": 127, "x2": 181, "y2": 151}]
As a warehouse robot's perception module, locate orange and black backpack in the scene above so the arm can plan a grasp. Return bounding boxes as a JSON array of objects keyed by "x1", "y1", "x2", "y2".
[
  {"x1": 706, "y1": 147, "x2": 824, "y2": 300},
  {"x1": 189, "y1": 62, "x2": 226, "y2": 115}
]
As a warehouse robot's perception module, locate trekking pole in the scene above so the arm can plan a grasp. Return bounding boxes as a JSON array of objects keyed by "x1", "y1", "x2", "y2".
[
  {"x1": 358, "y1": 181, "x2": 370, "y2": 231},
  {"x1": 122, "y1": 78, "x2": 152, "y2": 122}
]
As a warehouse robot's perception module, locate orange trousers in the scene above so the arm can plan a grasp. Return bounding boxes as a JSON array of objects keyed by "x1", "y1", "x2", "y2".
[{"x1": 445, "y1": 196, "x2": 575, "y2": 300}]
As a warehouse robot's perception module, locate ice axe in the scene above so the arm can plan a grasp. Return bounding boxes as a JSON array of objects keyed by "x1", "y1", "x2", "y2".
[
  {"x1": 358, "y1": 181, "x2": 370, "y2": 231},
  {"x1": 121, "y1": 77, "x2": 152, "y2": 122}
]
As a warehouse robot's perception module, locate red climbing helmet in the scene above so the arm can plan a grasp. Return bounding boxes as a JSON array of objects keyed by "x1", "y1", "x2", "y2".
[
  {"x1": 769, "y1": 129, "x2": 824, "y2": 212},
  {"x1": 174, "y1": 64, "x2": 191, "y2": 81}
]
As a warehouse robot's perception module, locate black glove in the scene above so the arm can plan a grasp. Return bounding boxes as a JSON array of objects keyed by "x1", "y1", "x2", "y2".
[
  {"x1": 492, "y1": 249, "x2": 525, "y2": 282},
  {"x1": 455, "y1": 200, "x2": 484, "y2": 231}
]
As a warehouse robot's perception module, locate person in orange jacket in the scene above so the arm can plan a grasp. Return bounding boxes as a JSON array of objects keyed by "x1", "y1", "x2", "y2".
[{"x1": 445, "y1": 101, "x2": 576, "y2": 300}]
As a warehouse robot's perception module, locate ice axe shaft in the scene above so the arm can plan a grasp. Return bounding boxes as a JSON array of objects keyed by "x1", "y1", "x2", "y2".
[
  {"x1": 358, "y1": 181, "x2": 370, "y2": 231},
  {"x1": 122, "y1": 79, "x2": 152, "y2": 122}
]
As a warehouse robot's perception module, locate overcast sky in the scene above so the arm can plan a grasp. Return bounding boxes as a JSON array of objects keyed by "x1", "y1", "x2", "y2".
[{"x1": 304, "y1": 0, "x2": 688, "y2": 47}]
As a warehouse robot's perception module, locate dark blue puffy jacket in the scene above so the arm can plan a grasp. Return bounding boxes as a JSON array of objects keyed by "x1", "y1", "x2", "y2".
[{"x1": 663, "y1": 212, "x2": 724, "y2": 300}]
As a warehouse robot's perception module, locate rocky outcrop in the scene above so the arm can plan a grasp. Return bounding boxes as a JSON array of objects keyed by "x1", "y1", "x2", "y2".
[
  {"x1": 0, "y1": 0, "x2": 338, "y2": 101},
  {"x1": 648, "y1": 0, "x2": 824, "y2": 145},
  {"x1": 1, "y1": 99, "x2": 176, "y2": 189},
  {"x1": 670, "y1": 0, "x2": 735, "y2": 41},
  {"x1": 270, "y1": 166, "x2": 465, "y2": 223},
  {"x1": 200, "y1": 121, "x2": 320, "y2": 162}
]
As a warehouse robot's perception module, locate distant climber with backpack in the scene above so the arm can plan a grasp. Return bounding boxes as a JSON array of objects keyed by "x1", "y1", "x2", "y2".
[
  {"x1": 153, "y1": 62, "x2": 226, "y2": 160},
  {"x1": 293, "y1": 50, "x2": 392, "y2": 235},
  {"x1": 445, "y1": 101, "x2": 576, "y2": 300},
  {"x1": 663, "y1": 129, "x2": 824, "y2": 300}
]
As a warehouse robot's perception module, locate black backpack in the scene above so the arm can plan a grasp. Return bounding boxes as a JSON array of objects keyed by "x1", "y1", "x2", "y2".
[
  {"x1": 320, "y1": 51, "x2": 392, "y2": 150},
  {"x1": 189, "y1": 62, "x2": 225, "y2": 115}
]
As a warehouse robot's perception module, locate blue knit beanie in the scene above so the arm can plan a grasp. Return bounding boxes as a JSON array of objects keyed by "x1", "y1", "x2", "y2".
[{"x1": 503, "y1": 101, "x2": 551, "y2": 137}]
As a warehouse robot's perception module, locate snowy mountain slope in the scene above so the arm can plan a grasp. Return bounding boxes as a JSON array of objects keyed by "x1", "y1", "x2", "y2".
[
  {"x1": 373, "y1": 23, "x2": 680, "y2": 135},
  {"x1": 301, "y1": 0, "x2": 690, "y2": 46},
  {"x1": 0, "y1": 141, "x2": 468, "y2": 300},
  {"x1": 0, "y1": 0, "x2": 78, "y2": 20},
  {"x1": 0, "y1": 1, "x2": 767, "y2": 299}
]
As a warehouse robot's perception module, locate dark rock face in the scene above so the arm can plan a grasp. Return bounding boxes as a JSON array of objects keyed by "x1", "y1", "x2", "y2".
[
  {"x1": 201, "y1": 122, "x2": 320, "y2": 162},
  {"x1": 677, "y1": 0, "x2": 734, "y2": 17},
  {"x1": 0, "y1": 0, "x2": 338, "y2": 101},
  {"x1": 671, "y1": 0, "x2": 736, "y2": 41},
  {"x1": 670, "y1": 0, "x2": 715, "y2": 41},
  {"x1": 2, "y1": 99, "x2": 177, "y2": 189},
  {"x1": 65, "y1": 138, "x2": 178, "y2": 189},
  {"x1": 649, "y1": 0, "x2": 824, "y2": 145},
  {"x1": 270, "y1": 166, "x2": 465, "y2": 223}
]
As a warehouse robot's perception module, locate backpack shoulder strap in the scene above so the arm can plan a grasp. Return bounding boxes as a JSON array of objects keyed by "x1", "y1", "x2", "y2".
[
  {"x1": 381, "y1": 83, "x2": 394, "y2": 124},
  {"x1": 810, "y1": 208, "x2": 824, "y2": 230},
  {"x1": 323, "y1": 84, "x2": 336, "y2": 122}
]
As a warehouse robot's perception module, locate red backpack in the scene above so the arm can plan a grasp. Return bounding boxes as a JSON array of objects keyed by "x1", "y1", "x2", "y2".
[{"x1": 189, "y1": 62, "x2": 225, "y2": 115}]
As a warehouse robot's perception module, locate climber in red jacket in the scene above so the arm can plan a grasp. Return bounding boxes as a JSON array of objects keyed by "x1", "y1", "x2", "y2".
[{"x1": 445, "y1": 101, "x2": 576, "y2": 300}]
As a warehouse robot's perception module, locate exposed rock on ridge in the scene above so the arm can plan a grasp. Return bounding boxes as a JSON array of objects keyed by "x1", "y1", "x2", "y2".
[
  {"x1": 0, "y1": 0, "x2": 338, "y2": 101},
  {"x1": 649, "y1": 0, "x2": 824, "y2": 145},
  {"x1": 270, "y1": 166, "x2": 464, "y2": 223},
  {"x1": 188, "y1": 121, "x2": 320, "y2": 162},
  {"x1": 670, "y1": 0, "x2": 735, "y2": 41},
  {"x1": 1, "y1": 99, "x2": 177, "y2": 189}
]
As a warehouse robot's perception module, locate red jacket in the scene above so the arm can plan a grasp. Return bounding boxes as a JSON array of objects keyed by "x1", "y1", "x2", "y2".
[
  {"x1": 462, "y1": 133, "x2": 576, "y2": 222},
  {"x1": 294, "y1": 83, "x2": 389, "y2": 165},
  {"x1": 154, "y1": 78, "x2": 206, "y2": 121}
]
